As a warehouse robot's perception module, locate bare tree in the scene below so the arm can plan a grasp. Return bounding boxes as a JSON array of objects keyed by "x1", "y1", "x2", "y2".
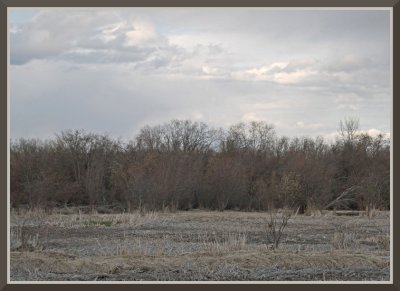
[
  {"x1": 339, "y1": 117, "x2": 360, "y2": 143},
  {"x1": 266, "y1": 206, "x2": 299, "y2": 250},
  {"x1": 10, "y1": 118, "x2": 390, "y2": 212}
]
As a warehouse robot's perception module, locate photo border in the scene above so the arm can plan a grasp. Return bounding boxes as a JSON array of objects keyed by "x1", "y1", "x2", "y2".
[{"x1": 0, "y1": 0, "x2": 398, "y2": 290}]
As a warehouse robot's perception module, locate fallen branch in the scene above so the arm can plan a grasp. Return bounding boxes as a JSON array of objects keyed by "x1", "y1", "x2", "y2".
[{"x1": 324, "y1": 185, "x2": 360, "y2": 210}]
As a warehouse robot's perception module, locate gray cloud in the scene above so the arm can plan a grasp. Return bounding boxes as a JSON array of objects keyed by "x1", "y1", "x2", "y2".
[
  {"x1": 11, "y1": 10, "x2": 184, "y2": 69},
  {"x1": 10, "y1": 9, "x2": 391, "y2": 140}
]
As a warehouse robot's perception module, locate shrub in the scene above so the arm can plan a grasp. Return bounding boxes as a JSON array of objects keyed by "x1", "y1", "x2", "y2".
[{"x1": 266, "y1": 206, "x2": 298, "y2": 250}]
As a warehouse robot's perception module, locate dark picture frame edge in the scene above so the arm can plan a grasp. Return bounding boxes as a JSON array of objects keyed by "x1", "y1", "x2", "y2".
[
  {"x1": 0, "y1": 0, "x2": 398, "y2": 290},
  {"x1": 0, "y1": 0, "x2": 399, "y2": 7}
]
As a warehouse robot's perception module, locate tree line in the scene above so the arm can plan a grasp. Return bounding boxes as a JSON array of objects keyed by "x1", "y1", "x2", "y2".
[{"x1": 10, "y1": 118, "x2": 390, "y2": 212}]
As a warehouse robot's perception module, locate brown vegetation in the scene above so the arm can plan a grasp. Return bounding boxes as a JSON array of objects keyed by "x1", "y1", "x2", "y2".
[
  {"x1": 10, "y1": 118, "x2": 390, "y2": 214},
  {"x1": 10, "y1": 210, "x2": 390, "y2": 281}
]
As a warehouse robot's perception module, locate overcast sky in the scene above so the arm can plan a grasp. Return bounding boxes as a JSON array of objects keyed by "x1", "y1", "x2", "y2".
[{"x1": 10, "y1": 8, "x2": 391, "y2": 141}]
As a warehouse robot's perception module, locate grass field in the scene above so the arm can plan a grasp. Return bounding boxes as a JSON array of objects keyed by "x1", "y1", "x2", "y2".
[{"x1": 9, "y1": 209, "x2": 390, "y2": 281}]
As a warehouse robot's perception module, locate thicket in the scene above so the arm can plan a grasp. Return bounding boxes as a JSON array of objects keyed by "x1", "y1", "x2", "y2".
[{"x1": 10, "y1": 118, "x2": 390, "y2": 212}]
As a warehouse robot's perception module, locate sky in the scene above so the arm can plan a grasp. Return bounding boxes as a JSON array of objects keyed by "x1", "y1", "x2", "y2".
[{"x1": 9, "y1": 8, "x2": 391, "y2": 141}]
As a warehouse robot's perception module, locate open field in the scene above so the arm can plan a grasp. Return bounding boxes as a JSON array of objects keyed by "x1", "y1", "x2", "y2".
[{"x1": 10, "y1": 209, "x2": 390, "y2": 281}]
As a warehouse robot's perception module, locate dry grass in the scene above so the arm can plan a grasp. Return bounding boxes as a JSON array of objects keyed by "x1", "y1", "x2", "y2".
[
  {"x1": 332, "y1": 225, "x2": 358, "y2": 250},
  {"x1": 359, "y1": 235, "x2": 390, "y2": 251},
  {"x1": 203, "y1": 233, "x2": 248, "y2": 255},
  {"x1": 9, "y1": 209, "x2": 391, "y2": 281},
  {"x1": 11, "y1": 208, "x2": 161, "y2": 228},
  {"x1": 10, "y1": 248, "x2": 389, "y2": 279},
  {"x1": 364, "y1": 205, "x2": 378, "y2": 219},
  {"x1": 10, "y1": 225, "x2": 43, "y2": 252}
]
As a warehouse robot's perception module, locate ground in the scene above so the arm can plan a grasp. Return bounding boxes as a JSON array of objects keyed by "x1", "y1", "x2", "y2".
[{"x1": 9, "y1": 209, "x2": 390, "y2": 281}]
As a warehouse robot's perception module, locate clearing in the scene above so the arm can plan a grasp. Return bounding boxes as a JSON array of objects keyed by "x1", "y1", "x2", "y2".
[{"x1": 10, "y1": 209, "x2": 390, "y2": 281}]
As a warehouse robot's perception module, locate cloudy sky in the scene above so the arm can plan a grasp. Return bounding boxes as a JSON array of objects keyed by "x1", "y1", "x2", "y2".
[{"x1": 10, "y1": 8, "x2": 391, "y2": 140}]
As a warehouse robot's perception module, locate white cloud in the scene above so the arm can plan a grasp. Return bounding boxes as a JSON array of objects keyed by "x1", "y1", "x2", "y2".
[
  {"x1": 335, "y1": 93, "x2": 364, "y2": 110},
  {"x1": 199, "y1": 64, "x2": 227, "y2": 80},
  {"x1": 97, "y1": 21, "x2": 125, "y2": 42},
  {"x1": 273, "y1": 69, "x2": 317, "y2": 84},
  {"x1": 9, "y1": 9, "x2": 390, "y2": 140},
  {"x1": 359, "y1": 128, "x2": 390, "y2": 138},
  {"x1": 251, "y1": 102, "x2": 290, "y2": 110},
  {"x1": 202, "y1": 65, "x2": 220, "y2": 75},
  {"x1": 331, "y1": 71, "x2": 354, "y2": 83},
  {"x1": 11, "y1": 11, "x2": 179, "y2": 68},
  {"x1": 322, "y1": 128, "x2": 390, "y2": 142},
  {"x1": 286, "y1": 58, "x2": 318, "y2": 69},
  {"x1": 322, "y1": 131, "x2": 340, "y2": 142},
  {"x1": 232, "y1": 59, "x2": 317, "y2": 84},
  {"x1": 242, "y1": 112, "x2": 264, "y2": 122},
  {"x1": 124, "y1": 19, "x2": 159, "y2": 47},
  {"x1": 330, "y1": 54, "x2": 373, "y2": 72},
  {"x1": 295, "y1": 121, "x2": 324, "y2": 130},
  {"x1": 192, "y1": 112, "x2": 205, "y2": 120}
]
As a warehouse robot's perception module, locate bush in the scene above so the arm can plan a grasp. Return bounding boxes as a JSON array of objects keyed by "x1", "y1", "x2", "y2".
[{"x1": 265, "y1": 206, "x2": 299, "y2": 250}]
